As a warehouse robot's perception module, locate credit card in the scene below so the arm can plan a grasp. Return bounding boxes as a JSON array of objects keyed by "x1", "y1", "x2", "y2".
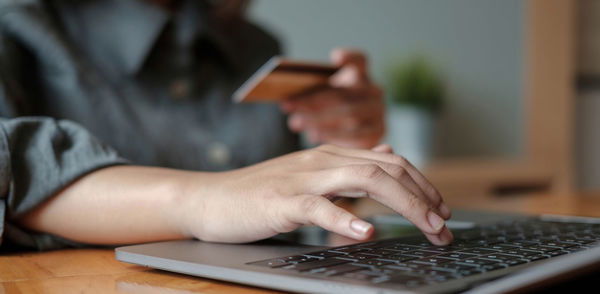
[{"x1": 233, "y1": 56, "x2": 339, "y2": 103}]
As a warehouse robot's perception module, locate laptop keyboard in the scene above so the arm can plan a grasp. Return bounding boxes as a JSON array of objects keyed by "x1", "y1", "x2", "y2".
[{"x1": 248, "y1": 219, "x2": 600, "y2": 288}]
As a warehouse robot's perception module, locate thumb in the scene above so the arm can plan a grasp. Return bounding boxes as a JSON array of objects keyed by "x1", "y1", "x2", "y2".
[
  {"x1": 330, "y1": 48, "x2": 368, "y2": 79},
  {"x1": 290, "y1": 195, "x2": 374, "y2": 240},
  {"x1": 371, "y1": 144, "x2": 394, "y2": 154}
]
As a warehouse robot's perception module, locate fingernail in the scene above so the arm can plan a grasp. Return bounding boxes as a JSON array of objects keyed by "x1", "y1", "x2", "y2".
[
  {"x1": 350, "y1": 219, "x2": 373, "y2": 236},
  {"x1": 427, "y1": 211, "x2": 445, "y2": 232},
  {"x1": 440, "y1": 226, "x2": 454, "y2": 244},
  {"x1": 439, "y1": 203, "x2": 452, "y2": 219}
]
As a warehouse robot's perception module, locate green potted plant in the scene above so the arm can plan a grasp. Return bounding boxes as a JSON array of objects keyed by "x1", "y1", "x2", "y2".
[{"x1": 385, "y1": 56, "x2": 444, "y2": 168}]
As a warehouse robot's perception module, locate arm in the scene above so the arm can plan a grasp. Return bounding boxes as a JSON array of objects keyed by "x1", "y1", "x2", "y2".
[
  {"x1": 16, "y1": 165, "x2": 200, "y2": 245},
  {"x1": 16, "y1": 144, "x2": 454, "y2": 246}
]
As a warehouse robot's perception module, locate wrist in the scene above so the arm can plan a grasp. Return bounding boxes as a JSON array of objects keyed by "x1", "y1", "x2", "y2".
[{"x1": 173, "y1": 170, "x2": 224, "y2": 240}]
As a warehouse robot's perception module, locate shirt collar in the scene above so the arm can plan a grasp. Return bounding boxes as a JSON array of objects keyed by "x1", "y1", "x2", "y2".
[
  {"x1": 65, "y1": 0, "x2": 172, "y2": 75},
  {"x1": 61, "y1": 0, "x2": 248, "y2": 77}
]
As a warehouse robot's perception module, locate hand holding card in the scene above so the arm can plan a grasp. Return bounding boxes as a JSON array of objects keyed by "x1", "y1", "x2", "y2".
[{"x1": 235, "y1": 49, "x2": 385, "y2": 149}]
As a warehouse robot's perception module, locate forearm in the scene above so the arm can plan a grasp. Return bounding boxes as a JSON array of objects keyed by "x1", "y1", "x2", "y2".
[
  {"x1": 15, "y1": 165, "x2": 207, "y2": 245},
  {"x1": 13, "y1": 144, "x2": 454, "y2": 247}
]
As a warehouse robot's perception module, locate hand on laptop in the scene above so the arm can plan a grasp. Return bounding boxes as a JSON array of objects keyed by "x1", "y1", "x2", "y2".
[
  {"x1": 17, "y1": 144, "x2": 451, "y2": 246},
  {"x1": 187, "y1": 144, "x2": 453, "y2": 245},
  {"x1": 281, "y1": 48, "x2": 385, "y2": 149}
]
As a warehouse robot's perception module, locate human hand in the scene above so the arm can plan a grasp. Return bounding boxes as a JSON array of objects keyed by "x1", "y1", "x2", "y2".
[
  {"x1": 182, "y1": 144, "x2": 453, "y2": 245},
  {"x1": 281, "y1": 48, "x2": 385, "y2": 149}
]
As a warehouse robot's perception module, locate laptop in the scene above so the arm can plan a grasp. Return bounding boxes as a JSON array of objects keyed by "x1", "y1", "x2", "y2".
[{"x1": 115, "y1": 209, "x2": 600, "y2": 293}]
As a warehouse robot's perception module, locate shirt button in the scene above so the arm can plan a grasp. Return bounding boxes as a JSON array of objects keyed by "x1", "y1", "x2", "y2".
[
  {"x1": 208, "y1": 142, "x2": 231, "y2": 166},
  {"x1": 170, "y1": 79, "x2": 190, "y2": 99}
]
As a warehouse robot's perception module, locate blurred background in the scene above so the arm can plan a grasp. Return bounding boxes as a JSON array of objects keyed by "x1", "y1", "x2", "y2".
[{"x1": 248, "y1": 0, "x2": 599, "y2": 199}]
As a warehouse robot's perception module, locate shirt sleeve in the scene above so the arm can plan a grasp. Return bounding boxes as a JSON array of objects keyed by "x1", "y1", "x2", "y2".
[
  {"x1": 0, "y1": 18, "x2": 128, "y2": 250},
  {"x1": 0, "y1": 117, "x2": 128, "y2": 251}
]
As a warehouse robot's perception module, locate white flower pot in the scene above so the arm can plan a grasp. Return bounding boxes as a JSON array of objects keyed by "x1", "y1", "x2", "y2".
[{"x1": 385, "y1": 106, "x2": 434, "y2": 169}]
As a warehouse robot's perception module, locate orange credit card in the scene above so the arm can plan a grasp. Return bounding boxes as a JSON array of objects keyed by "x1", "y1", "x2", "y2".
[{"x1": 233, "y1": 56, "x2": 339, "y2": 103}]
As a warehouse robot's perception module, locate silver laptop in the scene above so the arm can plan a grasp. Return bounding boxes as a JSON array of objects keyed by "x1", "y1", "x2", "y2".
[{"x1": 115, "y1": 209, "x2": 600, "y2": 293}]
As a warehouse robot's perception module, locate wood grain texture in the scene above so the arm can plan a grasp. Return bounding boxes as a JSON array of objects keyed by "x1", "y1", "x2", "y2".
[{"x1": 0, "y1": 249, "x2": 281, "y2": 294}]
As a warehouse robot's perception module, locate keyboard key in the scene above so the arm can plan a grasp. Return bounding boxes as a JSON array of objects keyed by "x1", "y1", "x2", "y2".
[
  {"x1": 318, "y1": 264, "x2": 365, "y2": 276},
  {"x1": 457, "y1": 258, "x2": 500, "y2": 267},
  {"x1": 484, "y1": 243, "x2": 520, "y2": 250},
  {"x1": 248, "y1": 258, "x2": 289, "y2": 268},
  {"x1": 539, "y1": 241, "x2": 577, "y2": 248},
  {"x1": 328, "y1": 247, "x2": 370, "y2": 254},
  {"x1": 558, "y1": 237, "x2": 596, "y2": 244},
  {"x1": 437, "y1": 252, "x2": 479, "y2": 260},
  {"x1": 500, "y1": 259, "x2": 528, "y2": 266},
  {"x1": 525, "y1": 254, "x2": 549, "y2": 262},
  {"x1": 386, "y1": 244, "x2": 424, "y2": 252},
  {"x1": 344, "y1": 253, "x2": 380, "y2": 260},
  {"x1": 355, "y1": 241, "x2": 380, "y2": 248},
  {"x1": 424, "y1": 246, "x2": 457, "y2": 253},
  {"x1": 352, "y1": 259, "x2": 393, "y2": 267},
  {"x1": 459, "y1": 248, "x2": 500, "y2": 255},
  {"x1": 481, "y1": 263, "x2": 508, "y2": 271},
  {"x1": 377, "y1": 254, "x2": 419, "y2": 263},
  {"x1": 283, "y1": 257, "x2": 350, "y2": 271},
  {"x1": 479, "y1": 253, "x2": 522, "y2": 262},
  {"x1": 303, "y1": 251, "x2": 344, "y2": 259},
  {"x1": 563, "y1": 246, "x2": 587, "y2": 253},
  {"x1": 283, "y1": 255, "x2": 320, "y2": 263},
  {"x1": 405, "y1": 262, "x2": 435, "y2": 271},
  {"x1": 543, "y1": 250, "x2": 568, "y2": 258},
  {"x1": 457, "y1": 268, "x2": 485, "y2": 277},
  {"x1": 383, "y1": 264, "x2": 414, "y2": 272},
  {"x1": 524, "y1": 245, "x2": 560, "y2": 252},
  {"x1": 410, "y1": 257, "x2": 456, "y2": 266},
  {"x1": 364, "y1": 249, "x2": 397, "y2": 257},
  {"x1": 434, "y1": 262, "x2": 479, "y2": 272},
  {"x1": 404, "y1": 250, "x2": 440, "y2": 257},
  {"x1": 500, "y1": 249, "x2": 540, "y2": 257}
]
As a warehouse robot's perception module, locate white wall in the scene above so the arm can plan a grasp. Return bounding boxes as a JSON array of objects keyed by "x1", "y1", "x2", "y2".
[{"x1": 248, "y1": 0, "x2": 524, "y2": 158}]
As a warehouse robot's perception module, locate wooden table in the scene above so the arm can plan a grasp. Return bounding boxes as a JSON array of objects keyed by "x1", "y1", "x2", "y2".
[{"x1": 3, "y1": 192, "x2": 600, "y2": 294}]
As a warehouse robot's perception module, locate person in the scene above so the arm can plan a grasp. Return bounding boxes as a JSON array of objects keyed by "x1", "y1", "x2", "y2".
[{"x1": 0, "y1": 0, "x2": 453, "y2": 251}]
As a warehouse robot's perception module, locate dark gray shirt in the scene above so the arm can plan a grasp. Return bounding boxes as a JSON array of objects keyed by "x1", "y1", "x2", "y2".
[{"x1": 0, "y1": 0, "x2": 298, "y2": 250}]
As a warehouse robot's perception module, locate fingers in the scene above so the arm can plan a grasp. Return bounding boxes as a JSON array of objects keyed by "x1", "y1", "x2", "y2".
[
  {"x1": 288, "y1": 195, "x2": 374, "y2": 240},
  {"x1": 288, "y1": 97, "x2": 382, "y2": 131},
  {"x1": 284, "y1": 87, "x2": 384, "y2": 148},
  {"x1": 330, "y1": 48, "x2": 368, "y2": 79},
  {"x1": 319, "y1": 145, "x2": 451, "y2": 220},
  {"x1": 313, "y1": 150, "x2": 432, "y2": 209},
  {"x1": 290, "y1": 109, "x2": 384, "y2": 147},
  {"x1": 424, "y1": 227, "x2": 454, "y2": 246},
  {"x1": 295, "y1": 146, "x2": 443, "y2": 219},
  {"x1": 305, "y1": 164, "x2": 448, "y2": 238}
]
